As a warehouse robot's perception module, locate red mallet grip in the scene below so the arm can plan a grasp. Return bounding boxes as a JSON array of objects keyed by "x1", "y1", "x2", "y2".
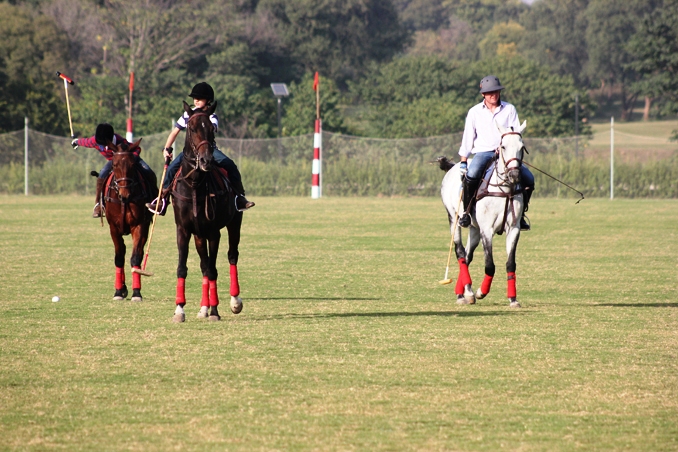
[{"x1": 56, "y1": 71, "x2": 75, "y2": 85}]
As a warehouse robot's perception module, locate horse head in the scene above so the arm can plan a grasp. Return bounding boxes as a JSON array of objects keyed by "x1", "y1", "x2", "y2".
[
  {"x1": 109, "y1": 138, "x2": 143, "y2": 202},
  {"x1": 495, "y1": 120, "x2": 527, "y2": 186},
  {"x1": 183, "y1": 100, "x2": 217, "y2": 172}
]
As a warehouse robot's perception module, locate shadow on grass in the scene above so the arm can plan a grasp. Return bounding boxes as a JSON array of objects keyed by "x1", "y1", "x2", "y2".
[
  {"x1": 262, "y1": 310, "x2": 521, "y2": 320},
  {"x1": 596, "y1": 303, "x2": 678, "y2": 308},
  {"x1": 248, "y1": 297, "x2": 381, "y2": 301}
]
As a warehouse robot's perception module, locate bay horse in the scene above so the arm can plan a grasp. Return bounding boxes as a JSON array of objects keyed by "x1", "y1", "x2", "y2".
[
  {"x1": 102, "y1": 139, "x2": 158, "y2": 302},
  {"x1": 440, "y1": 120, "x2": 527, "y2": 308},
  {"x1": 170, "y1": 101, "x2": 244, "y2": 322}
]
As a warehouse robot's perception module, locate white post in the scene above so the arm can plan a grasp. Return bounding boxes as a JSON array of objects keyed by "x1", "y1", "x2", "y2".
[
  {"x1": 319, "y1": 120, "x2": 322, "y2": 198},
  {"x1": 24, "y1": 117, "x2": 29, "y2": 196},
  {"x1": 610, "y1": 116, "x2": 614, "y2": 200}
]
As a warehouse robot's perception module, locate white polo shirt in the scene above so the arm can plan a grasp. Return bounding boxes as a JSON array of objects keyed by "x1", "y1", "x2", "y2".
[{"x1": 458, "y1": 100, "x2": 520, "y2": 158}]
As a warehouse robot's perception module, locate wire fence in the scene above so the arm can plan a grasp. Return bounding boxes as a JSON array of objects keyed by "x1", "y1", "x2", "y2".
[{"x1": 1, "y1": 126, "x2": 677, "y2": 197}]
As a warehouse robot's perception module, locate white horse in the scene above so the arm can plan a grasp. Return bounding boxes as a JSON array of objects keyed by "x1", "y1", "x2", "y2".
[{"x1": 440, "y1": 120, "x2": 527, "y2": 308}]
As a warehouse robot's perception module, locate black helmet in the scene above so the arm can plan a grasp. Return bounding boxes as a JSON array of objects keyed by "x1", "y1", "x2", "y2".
[
  {"x1": 479, "y1": 75, "x2": 505, "y2": 94},
  {"x1": 189, "y1": 82, "x2": 214, "y2": 102},
  {"x1": 95, "y1": 123, "x2": 114, "y2": 145}
]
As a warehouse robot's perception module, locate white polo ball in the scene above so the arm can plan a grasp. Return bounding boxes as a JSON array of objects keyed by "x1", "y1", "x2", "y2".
[{"x1": 52, "y1": 296, "x2": 60, "y2": 302}]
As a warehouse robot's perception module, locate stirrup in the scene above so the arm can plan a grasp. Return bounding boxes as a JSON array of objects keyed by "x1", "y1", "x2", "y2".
[
  {"x1": 520, "y1": 215, "x2": 531, "y2": 231},
  {"x1": 145, "y1": 198, "x2": 167, "y2": 216},
  {"x1": 235, "y1": 195, "x2": 255, "y2": 212},
  {"x1": 92, "y1": 203, "x2": 102, "y2": 218}
]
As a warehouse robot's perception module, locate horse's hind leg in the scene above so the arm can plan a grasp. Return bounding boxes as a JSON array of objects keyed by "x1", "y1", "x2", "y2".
[
  {"x1": 129, "y1": 224, "x2": 148, "y2": 302},
  {"x1": 475, "y1": 231, "x2": 496, "y2": 301},
  {"x1": 194, "y1": 235, "x2": 221, "y2": 321},
  {"x1": 111, "y1": 231, "x2": 128, "y2": 300},
  {"x1": 226, "y1": 212, "x2": 243, "y2": 314},
  {"x1": 456, "y1": 226, "x2": 480, "y2": 305}
]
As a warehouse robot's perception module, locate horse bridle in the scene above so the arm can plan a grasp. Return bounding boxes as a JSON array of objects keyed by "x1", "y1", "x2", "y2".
[
  {"x1": 183, "y1": 111, "x2": 215, "y2": 173},
  {"x1": 494, "y1": 131, "x2": 526, "y2": 186},
  {"x1": 110, "y1": 151, "x2": 139, "y2": 195}
]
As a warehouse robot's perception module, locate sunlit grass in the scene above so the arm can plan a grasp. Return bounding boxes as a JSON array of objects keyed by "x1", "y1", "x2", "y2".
[{"x1": 0, "y1": 195, "x2": 677, "y2": 451}]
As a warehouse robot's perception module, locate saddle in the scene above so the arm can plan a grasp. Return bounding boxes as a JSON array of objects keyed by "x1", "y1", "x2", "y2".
[
  {"x1": 476, "y1": 158, "x2": 524, "y2": 201},
  {"x1": 171, "y1": 166, "x2": 231, "y2": 197}
]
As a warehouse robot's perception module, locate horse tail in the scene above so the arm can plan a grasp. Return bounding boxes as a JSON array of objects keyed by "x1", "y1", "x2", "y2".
[{"x1": 433, "y1": 156, "x2": 456, "y2": 172}]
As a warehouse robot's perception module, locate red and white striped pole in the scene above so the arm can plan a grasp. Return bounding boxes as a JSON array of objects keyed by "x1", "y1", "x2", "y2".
[
  {"x1": 126, "y1": 72, "x2": 134, "y2": 142},
  {"x1": 312, "y1": 72, "x2": 322, "y2": 199}
]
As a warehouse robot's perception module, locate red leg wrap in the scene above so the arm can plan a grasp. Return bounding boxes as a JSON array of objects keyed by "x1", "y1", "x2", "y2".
[
  {"x1": 230, "y1": 264, "x2": 240, "y2": 297},
  {"x1": 507, "y1": 272, "x2": 517, "y2": 298},
  {"x1": 132, "y1": 266, "x2": 141, "y2": 290},
  {"x1": 455, "y1": 258, "x2": 468, "y2": 295},
  {"x1": 176, "y1": 278, "x2": 186, "y2": 305},
  {"x1": 201, "y1": 276, "x2": 209, "y2": 307},
  {"x1": 209, "y1": 280, "x2": 219, "y2": 306},
  {"x1": 481, "y1": 274, "x2": 493, "y2": 295},
  {"x1": 115, "y1": 267, "x2": 125, "y2": 290}
]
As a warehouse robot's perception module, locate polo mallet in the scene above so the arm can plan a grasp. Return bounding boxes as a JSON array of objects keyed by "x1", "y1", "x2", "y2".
[
  {"x1": 133, "y1": 156, "x2": 171, "y2": 277},
  {"x1": 439, "y1": 185, "x2": 464, "y2": 285},
  {"x1": 56, "y1": 72, "x2": 76, "y2": 138}
]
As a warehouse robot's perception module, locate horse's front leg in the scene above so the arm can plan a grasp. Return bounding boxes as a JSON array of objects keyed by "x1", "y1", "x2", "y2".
[
  {"x1": 456, "y1": 226, "x2": 480, "y2": 305},
  {"x1": 474, "y1": 229, "x2": 496, "y2": 302},
  {"x1": 226, "y1": 212, "x2": 244, "y2": 314},
  {"x1": 109, "y1": 226, "x2": 128, "y2": 301},
  {"x1": 505, "y1": 226, "x2": 521, "y2": 308},
  {"x1": 173, "y1": 225, "x2": 192, "y2": 323},
  {"x1": 129, "y1": 223, "x2": 148, "y2": 302}
]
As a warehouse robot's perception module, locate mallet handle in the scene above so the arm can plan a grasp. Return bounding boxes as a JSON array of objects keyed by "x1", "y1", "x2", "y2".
[{"x1": 139, "y1": 157, "x2": 171, "y2": 273}]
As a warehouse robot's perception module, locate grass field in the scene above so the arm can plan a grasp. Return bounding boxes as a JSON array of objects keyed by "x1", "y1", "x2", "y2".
[
  {"x1": 1, "y1": 195, "x2": 677, "y2": 451},
  {"x1": 586, "y1": 119, "x2": 678, "y2": 162}
]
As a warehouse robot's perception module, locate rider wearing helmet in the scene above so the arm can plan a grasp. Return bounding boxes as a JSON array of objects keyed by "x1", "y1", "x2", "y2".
[
  {"x1": 72, "y1": 123, "x2": 156, "y2": 218},
  {"x1": 146, "y1": 82, "x2": 255, "y2": 215},
  {"x1": 457, "y1": 75, "x2": 534, "y2": 230}
]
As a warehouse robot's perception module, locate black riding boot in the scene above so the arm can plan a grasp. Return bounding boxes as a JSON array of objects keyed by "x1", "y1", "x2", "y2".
[
  {"x1": 520, "y1": 186, "x2": 533, "y2": 231},
  {"x1": 459, "y1": 177, "x2": 480, "y2": 228},
  {"x1": 229, "y1": 173, "x2": 255, "y2": 212},
  {"x1": 93, "y1": 177, "x2": 106, "y2": 218}
]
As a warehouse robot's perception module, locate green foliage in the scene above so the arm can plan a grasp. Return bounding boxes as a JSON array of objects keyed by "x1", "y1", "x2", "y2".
[{"x1": 283, "y1": 73, "x2": 348, "y2": 136}]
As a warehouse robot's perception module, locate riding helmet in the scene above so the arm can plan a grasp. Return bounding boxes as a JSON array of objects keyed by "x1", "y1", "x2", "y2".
[
  {"x1": 189, "y1": 82, "x2": 215, "y2": 102},
  {"x1": 479, "y1": 75, "x2": 505, "y2": 94},
  {"x1": 95, "y1": 123, "x2": 114, "y2": 146}
]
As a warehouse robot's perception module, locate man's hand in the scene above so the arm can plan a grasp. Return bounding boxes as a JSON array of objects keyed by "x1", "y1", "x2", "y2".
[
  {"x1": 71, "y1": 139, "x2": 79, "y2": 149},
  {"x1": 459, "y1": 161, "x2": 467, "y2": 175},
  {"x1": 162, "y1": 147, "x2": 173, "y2": 160}
]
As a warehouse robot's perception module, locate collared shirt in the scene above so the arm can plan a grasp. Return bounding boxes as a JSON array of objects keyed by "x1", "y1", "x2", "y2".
[
  {"x1": 458, "y1": 100, "x2": 520, "y2": 158},
  {"x1": 75, "y1": 133, "x2": 138, "y2": 160},
  {"x1": 175, "y1": 108, "x2": 219, "y2": 132}
]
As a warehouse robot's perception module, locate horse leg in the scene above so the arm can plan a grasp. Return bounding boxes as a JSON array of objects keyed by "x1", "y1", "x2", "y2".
[
  {"x1": 457, "y1": 226, "x2": 480, "y2": 305},
  {"x1": 505, "y1": 227, "x2": 521, "y2": 308},
  {"x1": 110, "y1": 230, "x2": 128, "y2": 300},
  {"x1": 193, "y1": 235, "x2": 215, "y2": 320},
  {"x1": 226, "y1": 212, "x2": 243, "y2": 314},
  {"x1": 173, "y1": 226, "x2": 191, "y2": 323},
  {"x1": 206, "y1": 233, "x2": 223, "y2": 320},
  {"x1": 475, "y1": 230, "x2": 496, "y2": 301},
  {"x1": 129, "y1": 224, "x2": 148, "y2": 302}
]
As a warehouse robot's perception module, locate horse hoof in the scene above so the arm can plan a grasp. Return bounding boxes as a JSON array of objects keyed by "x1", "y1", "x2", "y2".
[
  {"x1": 475, "y1": 289, "x2": 487, "y2": 300},
  {"x1": 131, "y1": 296, "x2": 143, "y2": 302},
  {"x1": 509, "y1": 299, "x2": 521, "y2": 308},
  {"x1": 456, "y1": 295, "x2": 475, "y2": 305},
  {"x1": 197, "y1": 306, "x2": 209, "y2": 319},
  {"x1": 113, "y1": 296, "x2": 124, "y2": 301},
  {"x1": 173, "y1": 313, "x2": 185, "y2": 323},
  {"x1": 230, "y1": 296, "x2": 243, "y2": 314},
  {"x1": 208, "y1": 315, "x2": 221, "y2": 321},
  {"x1": 463, "y1": 285, "x2": 476, "y2": 304}
]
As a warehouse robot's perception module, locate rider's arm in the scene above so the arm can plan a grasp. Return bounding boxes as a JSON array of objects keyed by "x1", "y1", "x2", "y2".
[{"x1": 163, "y1": 127, "x2": 181, "y2": 159}]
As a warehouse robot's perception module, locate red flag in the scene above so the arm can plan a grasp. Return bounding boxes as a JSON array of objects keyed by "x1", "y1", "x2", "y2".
[
  {"x1": 129, "y1": 72, "x2": 135, "y2": 91},
  {"x1": 313, "y1": 72, "x2": 319, "y2": 92}
]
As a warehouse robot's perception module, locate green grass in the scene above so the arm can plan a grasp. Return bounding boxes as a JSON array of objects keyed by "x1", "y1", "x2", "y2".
[{"x1": 1, "y1": 196, "x2": 677, "y2": 451}]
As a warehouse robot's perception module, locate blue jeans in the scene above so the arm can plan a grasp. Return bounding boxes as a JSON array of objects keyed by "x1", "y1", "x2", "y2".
[
  {"x1": 163, "y1": 149, "x2": 244, "y2": 194},
  {"x1": 467, "y1": 151, "x2": 534, "y2": 189}
]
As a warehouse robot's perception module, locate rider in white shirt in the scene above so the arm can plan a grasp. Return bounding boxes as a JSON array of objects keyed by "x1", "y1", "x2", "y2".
[{"x1": 457, "y1": 75, "x2": 534, "y2": 230}]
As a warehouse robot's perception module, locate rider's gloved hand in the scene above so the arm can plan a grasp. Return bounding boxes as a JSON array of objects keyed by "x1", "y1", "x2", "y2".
[
  {"x1": 459, "y1": 161, "x2": 467, "y2": 175},
  {"x1": 162, "y1": 147, "x2": 173, "y2": 160},
  {"x1": 71, "y1": 139, "x2": 79, "y2": 149}
]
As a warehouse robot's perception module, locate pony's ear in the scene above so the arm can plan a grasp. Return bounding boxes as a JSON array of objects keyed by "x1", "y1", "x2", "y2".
[
  {"x1": 132, "y1": 138, "x2": 142, "y2": 149},
  {"x1": 106, "y1": 140, "x2": 117, "y2": 151},
  {"x1": 207, "y1": 100, "x2": 217, "y2": 116},
  {"x1": 518, "y1": 120, "x2": 527, "y2": 134},
  {"x1": 183, "y1": 100, "x2": 192, "y2": 116},
  {"x1": 495, "y1": 119, "x2": 507, "y2": 135}
]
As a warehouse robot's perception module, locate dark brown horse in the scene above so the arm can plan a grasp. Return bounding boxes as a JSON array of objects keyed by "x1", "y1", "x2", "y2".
[
  {"x1": 170, "y1": 101, "x2": 244, "y2": 322},
  {"x1": 103, "y1": 139, "x2": 157, "y2": 302}
]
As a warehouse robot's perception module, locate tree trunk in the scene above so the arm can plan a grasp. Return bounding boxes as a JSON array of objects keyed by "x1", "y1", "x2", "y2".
[{"x1": 643, "y1": 96, "x2": 652, "y2": 121}]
